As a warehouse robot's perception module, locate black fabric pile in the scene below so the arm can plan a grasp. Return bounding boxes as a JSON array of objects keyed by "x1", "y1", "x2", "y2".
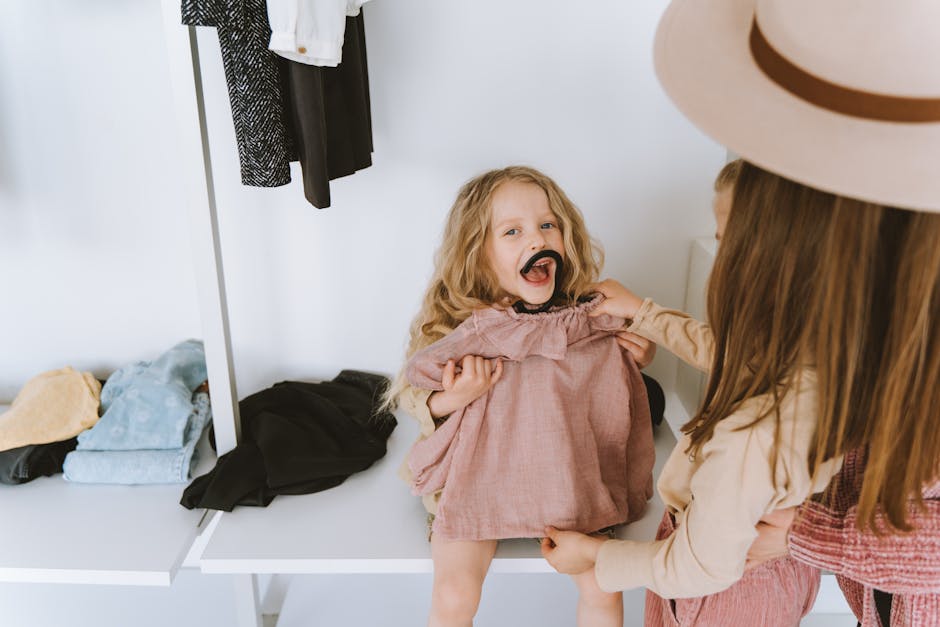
[
  {"x1": 0, "y1": 438, "x2": 78, "y2": 485},
  {"x1": 181, "y1": 370, "x2": 396, "y2": 511},
  {"x1": 641, "y1": 373, "x2": 666, "y2": 428}
]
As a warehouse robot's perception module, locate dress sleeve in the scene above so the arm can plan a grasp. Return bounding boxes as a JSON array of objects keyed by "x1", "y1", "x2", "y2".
[
  {"x1": 405, "y1": 319, "x2": 500, "y2": 391},
  {"x1": 788, "y1": 498, "x2": 940, "y2": 595},
  {"x1": 594, "y1": 419, "x2": 778, "y2": 597},
  {"x1": 627, "y1": 298, "x2": 714, "y2": 372}
]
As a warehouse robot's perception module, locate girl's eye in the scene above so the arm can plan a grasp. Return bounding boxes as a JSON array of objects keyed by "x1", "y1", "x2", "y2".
[
  {"x1": 504, "y1": 228, "x2": 519, "y2": 236},
  {"x1": 541, "y1": 222, "x2": 557, "y2": 230}
]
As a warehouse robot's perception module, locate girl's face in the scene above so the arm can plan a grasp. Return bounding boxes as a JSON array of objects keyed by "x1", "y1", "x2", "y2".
[
  {"x1": 712, "y1": 184, "x2": 732, "y2": 241},
  {"x1": 485, "y1": 181, "x2": 565, "y2": 306}
]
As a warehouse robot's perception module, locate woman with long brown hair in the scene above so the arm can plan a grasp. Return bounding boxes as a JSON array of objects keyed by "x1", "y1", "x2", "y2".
[{"x1": 543, "y1": 0, "x2": 940, "y2": 625}]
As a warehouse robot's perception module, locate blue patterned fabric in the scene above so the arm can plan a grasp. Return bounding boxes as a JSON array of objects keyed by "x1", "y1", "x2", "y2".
[
  {"x1": 63, "y1": 393, "x2": 211, "y2": 484},
  {"x1": 78, "y1": 340, "x2": 207, "y2": 451}
]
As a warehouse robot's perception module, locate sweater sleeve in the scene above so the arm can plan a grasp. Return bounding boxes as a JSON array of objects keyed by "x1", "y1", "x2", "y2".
[
  {"x1": 627, "y1": 299, "x2": 714, "y2": 373},
  {"x1": 595, "y1": 419, "x2": 777, "y2": 597},
  {"x1": 789, "y1": 498, "x2": 940, "y2": 594},
  {"x1": 399, "y1": 386, "x2": 435, "y2": 438}
]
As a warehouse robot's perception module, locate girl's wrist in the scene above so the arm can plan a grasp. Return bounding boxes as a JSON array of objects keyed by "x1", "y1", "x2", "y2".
[{"x1": 428, "y1": 389, "x2": 465, "y2": 418}]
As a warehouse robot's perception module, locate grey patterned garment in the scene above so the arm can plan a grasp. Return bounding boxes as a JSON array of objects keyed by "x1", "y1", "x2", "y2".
[{"x1": 182, "y1": 0, "x2": 295, "y2": 187}]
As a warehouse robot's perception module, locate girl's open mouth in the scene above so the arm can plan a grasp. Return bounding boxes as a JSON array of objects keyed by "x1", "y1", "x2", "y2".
[
  {"x1": 522, "y1": 257, "x2": 554, "y2": 284},
  {"x1": 520, "y1": 250, "x2": 562, "y2": 285}
]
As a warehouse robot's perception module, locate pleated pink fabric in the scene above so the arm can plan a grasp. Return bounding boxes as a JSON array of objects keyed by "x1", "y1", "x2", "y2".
[
  {"x1": 644, "y1": 511, "x2": 820, "y2": 626},
  {"x1": 789, "y1": 448, "x2": 940, "y2": 627},
  {"x1": 405, "y1": 296, "x2": 655, "y2": 542}
]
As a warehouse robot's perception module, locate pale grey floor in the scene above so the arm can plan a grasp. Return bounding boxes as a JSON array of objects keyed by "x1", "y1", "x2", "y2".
[{"x1": 0, "y1": 570, "x2": 857, "y2": 627}]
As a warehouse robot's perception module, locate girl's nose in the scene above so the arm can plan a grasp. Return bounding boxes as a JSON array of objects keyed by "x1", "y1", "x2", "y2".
[{"x1": 528, "y1": 232, "x2": 547, "y2": 250}]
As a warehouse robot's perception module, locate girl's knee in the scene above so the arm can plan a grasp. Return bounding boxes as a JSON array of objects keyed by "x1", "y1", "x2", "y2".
[
  {"x1": 432, "y1": 575, "x2": 484, "y2": 621},
  {"x1": 583, "y1": 587, "x2": 623, "y2": 610},
  {"x1": 574, "y1": 572, "x2": 622, "y2": 609}
]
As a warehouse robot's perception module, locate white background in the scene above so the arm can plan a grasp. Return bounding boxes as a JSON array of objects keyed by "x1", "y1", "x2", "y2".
[{"x1": 0, "y1": 0, "x2": 720, "y2": 399}]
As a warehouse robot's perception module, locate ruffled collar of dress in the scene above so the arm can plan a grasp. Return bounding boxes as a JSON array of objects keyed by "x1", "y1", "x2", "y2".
[{"x1": 479, "y1": 292, "x2": 603, "y2": 323}]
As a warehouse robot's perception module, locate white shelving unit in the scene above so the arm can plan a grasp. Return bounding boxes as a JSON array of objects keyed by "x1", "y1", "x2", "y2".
[
  {"x1": 200, "y1": 413, "x2": 679, "y2": 579},
  {"x1": 0, "y1": 406, "x2": 215, "y2": 586},
  {"x1": 0, "y1": 0, "x2": 238, "y2": 592},
  {"x1": 195, "y1": 407, "x2": 680, "y2": 626}
]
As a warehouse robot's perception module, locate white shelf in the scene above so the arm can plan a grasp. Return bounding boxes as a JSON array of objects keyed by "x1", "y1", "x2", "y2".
[
  {"x1": 199, "y1": 410, "x2": 680, "y2": 575},
  {"x1": 662, "y1": 392, "x2": 690, "y2": 441},
  {"x1": 0, "y1": 432, "x2": 215, "y2": 586}
]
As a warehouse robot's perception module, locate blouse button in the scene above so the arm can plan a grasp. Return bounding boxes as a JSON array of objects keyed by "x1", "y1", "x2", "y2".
[{"x1": 298, "y1": 46, "x2": 307, "y2": 54}]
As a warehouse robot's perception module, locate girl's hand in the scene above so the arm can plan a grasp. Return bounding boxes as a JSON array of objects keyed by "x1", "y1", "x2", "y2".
[
  {"x1": 745, "y1": 507, "x2": 796, "y2": 570},
  {"x1": 590, "y1": 279, "x2": 645, "y2": 321},
  {"x1": 540, "y1": 526, "x2": 605, "y2": 575},
  {"x1": 615, "y1": 331, "x2": 657, "y2": 368},
  {"x1": 427, "y1": 355, "x2": 503, "y2": 418}
]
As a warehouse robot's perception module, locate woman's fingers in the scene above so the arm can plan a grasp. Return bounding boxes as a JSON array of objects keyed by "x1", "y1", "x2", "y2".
[{"x1": 491, "y1": 359, "x2": 504, "y2": 385}]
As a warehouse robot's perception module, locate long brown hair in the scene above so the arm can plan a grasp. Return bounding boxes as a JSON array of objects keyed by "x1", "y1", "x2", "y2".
[
  {"x1": 690, "y1": 160, "x2": 940, "y2": 531},
  {"x1": 684, "y1": 162, "x2": 832, "y2": 466},
  {"x1": 383, "y1": 165, "x2": 603, "y2": 409},
  {"x1": 810, "y1": 203, "x2": 940, "y2": 531}
]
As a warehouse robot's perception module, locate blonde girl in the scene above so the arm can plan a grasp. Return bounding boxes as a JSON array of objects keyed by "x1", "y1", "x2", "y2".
[{"x1": 387, "y1": 165, "x2": 657, "y2": 627}]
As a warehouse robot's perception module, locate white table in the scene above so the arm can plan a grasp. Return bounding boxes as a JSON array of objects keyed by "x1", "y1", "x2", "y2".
[{"x1": 0, "y1": 422, "x2": 214, "y2": 586}]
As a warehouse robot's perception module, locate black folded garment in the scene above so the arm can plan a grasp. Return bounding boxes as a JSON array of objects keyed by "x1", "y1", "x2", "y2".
[
  {"x1": 181, "y1": 370, "x2": 396, "y2": 511},
  {"x1": 0, "y1": 438, "x2": 78, "y2": 485},
  {"x1": 641, "y1": 373, "x2": 666, "y2": 428}
]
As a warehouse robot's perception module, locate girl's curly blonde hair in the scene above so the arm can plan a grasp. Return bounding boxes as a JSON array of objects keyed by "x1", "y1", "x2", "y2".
[{"x1": 383, "y1": 165, "x2": 603, "y2": 409}]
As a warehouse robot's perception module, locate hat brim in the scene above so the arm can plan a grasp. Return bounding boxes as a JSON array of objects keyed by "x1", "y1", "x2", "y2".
[{"x1": 654, "y1": 0, "x2": 940, "y2": 213}]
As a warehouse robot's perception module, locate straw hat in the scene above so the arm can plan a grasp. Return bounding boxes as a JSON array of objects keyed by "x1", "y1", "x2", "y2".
[{"x1": 654, "y1": 0, "x2": 940, "y2": 212}]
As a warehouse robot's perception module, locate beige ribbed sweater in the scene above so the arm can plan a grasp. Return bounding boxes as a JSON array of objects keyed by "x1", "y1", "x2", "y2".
[{"x1": 594, "y1": 299, "x2": 842, "y2": 597}]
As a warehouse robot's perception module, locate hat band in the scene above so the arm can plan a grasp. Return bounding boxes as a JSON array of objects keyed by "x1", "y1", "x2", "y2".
[{"x1": 750, "y1": 19, "x2": 940, "y2": 123}]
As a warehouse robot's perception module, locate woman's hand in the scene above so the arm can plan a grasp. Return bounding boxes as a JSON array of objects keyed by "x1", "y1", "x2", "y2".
[
  {"x1": 614, "y1": 331, "x2": 657, "y2": 368},
  {"x1": 540, "y1": 526, "x2": 605, "y2": 575},
  {"x1": 590, "y1": 279, "x2": 645, "y2": 321},
  {"x1": 427, "y1": 355, "x2": 503, "y2": 418},
  {"x1": 745, "y1": 507, "x2": 796, "y2": 570}
]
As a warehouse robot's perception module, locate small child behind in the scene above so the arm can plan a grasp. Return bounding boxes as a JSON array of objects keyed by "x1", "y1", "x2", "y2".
[
  {"x1": 387, "y1": 165, "x2": 657, "y2": 626},
  {"x1": 542, "y1": 159, "x2": 845, "y2": 626}
]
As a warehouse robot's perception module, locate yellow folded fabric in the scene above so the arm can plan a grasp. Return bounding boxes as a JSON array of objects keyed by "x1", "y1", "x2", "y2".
[{"x1": 0, "y1": 367, "x2": 102, "y2": 451}]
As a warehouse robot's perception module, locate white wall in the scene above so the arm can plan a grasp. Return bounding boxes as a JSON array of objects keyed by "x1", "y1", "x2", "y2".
[
  {"x1": 0, "y1": 1, "x2": 720, "y2": 399},
  {"x1": 0, "y1": 1, "x2": 200, "y2": 398}
]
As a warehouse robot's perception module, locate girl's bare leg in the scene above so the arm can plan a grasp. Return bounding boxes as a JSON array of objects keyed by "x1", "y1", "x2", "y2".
[
  {"x1": 571, "y1": 568, "x2": 623, "y2": 627},
  {"x1": 428, "y1": 535, "x2": 498, "y2": 627}
]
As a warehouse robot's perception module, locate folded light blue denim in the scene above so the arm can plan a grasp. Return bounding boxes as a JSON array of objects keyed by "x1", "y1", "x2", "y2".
[
  {"x1": 77, "y1": 339, "x2": 207, "y2": 451},
  {"x1": 63, "y1": 393, "x2": 211, "y2": 484}
]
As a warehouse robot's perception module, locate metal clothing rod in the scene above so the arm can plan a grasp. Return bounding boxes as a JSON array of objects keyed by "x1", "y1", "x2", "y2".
[{"x1": 159, "y1": 0, "x2": 241, "y2": 456}]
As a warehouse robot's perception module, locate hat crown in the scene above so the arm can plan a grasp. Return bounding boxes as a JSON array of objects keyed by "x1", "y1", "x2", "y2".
[{"x1": 756, "y1": 0, "x2": 940, "y2": 97}]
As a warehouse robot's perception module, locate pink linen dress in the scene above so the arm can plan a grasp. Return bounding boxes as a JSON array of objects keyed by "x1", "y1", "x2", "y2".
[{"x1": 406, "y1": 296, "x2": 655, "y2": 541}]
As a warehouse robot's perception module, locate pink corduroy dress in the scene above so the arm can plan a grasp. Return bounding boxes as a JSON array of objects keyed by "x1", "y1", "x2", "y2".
[{"x1": 405, "y1": 296, "x2": 655, "y2": 542}]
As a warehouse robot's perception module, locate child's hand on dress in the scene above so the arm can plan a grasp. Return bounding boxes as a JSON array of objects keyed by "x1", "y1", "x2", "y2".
[
  {"x1": 745, "y1": 506, "x2": 796, "y2": 570},
  {"x1": 427, "y1": 355, "x2": 503, "y2": 418},
  {"x1": 540, "y1": 526, "x2": 605, "y2": 575},
  {"x1": 590, "y1": 278, "x2": 645, "y2": 321},
  {"x1": 614, "y1": 331, "x2": 657, "y2": 368}
]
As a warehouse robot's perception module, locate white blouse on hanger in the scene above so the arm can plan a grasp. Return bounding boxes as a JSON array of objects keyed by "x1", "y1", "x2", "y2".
[{"x1": 267, "y1": 0, "x2": 370, "y2": 67}]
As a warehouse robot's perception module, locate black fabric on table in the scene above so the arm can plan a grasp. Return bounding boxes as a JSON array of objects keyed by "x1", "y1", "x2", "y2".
[
  {"x1": 0, "y1": 438, "x2": 78, "y2": 485},
  {"x1": 180, "y1": 370, "x2": 395, "y2": 511}
]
